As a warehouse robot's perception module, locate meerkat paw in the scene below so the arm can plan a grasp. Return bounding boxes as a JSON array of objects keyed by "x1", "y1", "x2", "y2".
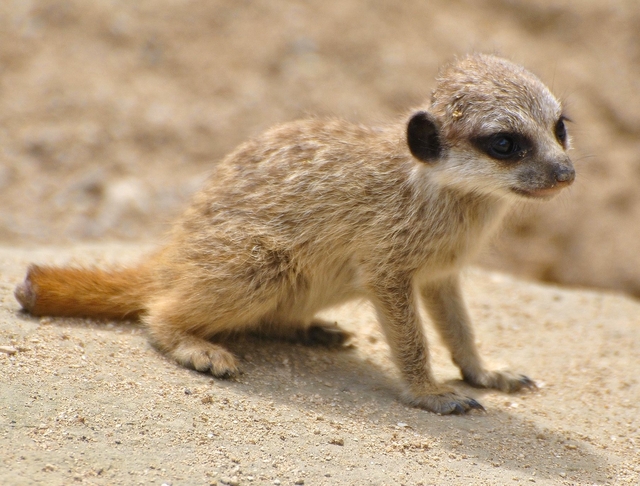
[
  {"x1": 253, "y1": 319, "x2": 353, "y2": 347},
  {"x1": 462, "y1": 369, "x2": 537, "y2": 393},
  {"x1": 169, "y1": 337, "x2": 238, "y2": 378},
  {"x1": 298, "y1": 320, "x2": 354, "y2": 347},
  {"x1": 403, "y1": 388, "x2": 485, "y2": 415}
]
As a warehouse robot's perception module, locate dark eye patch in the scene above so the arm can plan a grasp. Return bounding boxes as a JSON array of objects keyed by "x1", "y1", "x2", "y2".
[
  {"x1": 472, "y1": 132, "x2": 532, "y2": 162},
  {"x1": 555, "y1": 116, "x2": 568, "y2": 146}
]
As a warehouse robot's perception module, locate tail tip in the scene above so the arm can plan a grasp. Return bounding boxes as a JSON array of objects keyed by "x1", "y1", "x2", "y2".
[{"x1": 14, "y1": 265, "x2": 39, "y2": 313}]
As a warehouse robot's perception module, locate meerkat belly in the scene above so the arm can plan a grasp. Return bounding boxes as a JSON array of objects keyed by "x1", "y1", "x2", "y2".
[{"x1": 271, "y1": 255, "x2": 364, "y2": 322}]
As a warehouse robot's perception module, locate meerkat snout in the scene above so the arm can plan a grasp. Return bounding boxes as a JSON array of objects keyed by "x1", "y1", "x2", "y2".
[
  {"x1": 506, "y1": 150, "x2": 574, "y2": 199},
  {"x1": 553, "y1": 162, "x2": 576, "y2": 184}
]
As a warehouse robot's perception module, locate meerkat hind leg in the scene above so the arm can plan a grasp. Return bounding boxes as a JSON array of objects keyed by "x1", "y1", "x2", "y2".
[
  {"x1": 254, "y1": 318, "x2": 353, "y2": 347},
  {"x1": 301, "y1": 319, "x2": 354, "y2": 347},
  {"x1": 169, "y1": 334, "x2": 238, "y2": 378},
  {"x1": 145, "y1": 299, "x2": 239, "y2": 378}
]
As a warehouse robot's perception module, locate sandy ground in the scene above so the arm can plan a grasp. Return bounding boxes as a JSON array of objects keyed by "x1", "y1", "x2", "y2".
[{"x1": 1, "y1": 244, "x2": 639, "y2": 485}]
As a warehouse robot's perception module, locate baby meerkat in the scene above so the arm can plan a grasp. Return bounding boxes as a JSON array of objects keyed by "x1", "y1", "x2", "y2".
[{"x1": 15, "y1": 54, "x2": 574, "y2": 414}]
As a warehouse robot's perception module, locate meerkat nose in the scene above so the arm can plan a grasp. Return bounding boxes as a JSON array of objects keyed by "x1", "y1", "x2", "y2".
[{"x1": 554, "y1": 166, "x2": 575, "y2": 185}]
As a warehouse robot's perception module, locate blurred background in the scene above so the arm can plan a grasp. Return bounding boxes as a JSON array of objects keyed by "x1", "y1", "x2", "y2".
[{"x1": 1, "y1": 0, "x2": 639, "y2": 298}]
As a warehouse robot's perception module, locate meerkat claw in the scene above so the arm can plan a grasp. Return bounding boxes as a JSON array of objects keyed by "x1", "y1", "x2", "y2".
[
  {"x1": 467, "y1": 398, "x2": 486, "y2": 411},
  {"x1": 302, "y1": 323, "x2": 353, "y2": 347},
  {"x1": 450, "y1": 403, "x2": 466, "y2": 415},
  {"x1": 518, "y1": 375, "x2": 538, "y2": 390},
  {"x1": 443, "y1": 397, "x2": 484, "y2": 415}
]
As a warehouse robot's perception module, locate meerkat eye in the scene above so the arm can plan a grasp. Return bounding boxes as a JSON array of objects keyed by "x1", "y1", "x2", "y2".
[
  {"x1": 472, "y1": 132, "x2": 530, "y2": 161},
  {"x1": 555, "y1": 117, "x2": 567, "y2": 145},
  {"x1": 486, "y1": 134, "x2": 521, "y2": 160},
  {"x1": 490, "y1": 136, "x2": 517, "y2": 157}
]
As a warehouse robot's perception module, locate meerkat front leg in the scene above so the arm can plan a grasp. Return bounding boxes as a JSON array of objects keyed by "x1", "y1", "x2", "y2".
[
  {"x1": 369, "y1": 278, "x2": 483, "y2": 414},
  {"x1": 421, "y1": 275, "x2": 536, "y2": 393}
]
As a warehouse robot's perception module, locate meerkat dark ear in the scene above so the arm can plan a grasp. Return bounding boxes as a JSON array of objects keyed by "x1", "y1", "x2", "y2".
[{"x1": 407, "y1": 111, "x2": 441, "y2": 163}]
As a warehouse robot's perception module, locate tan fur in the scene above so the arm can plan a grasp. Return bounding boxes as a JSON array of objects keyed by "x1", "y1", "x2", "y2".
[{"x1": 14, "y1": 54, "x2": 575, "y2": 414}]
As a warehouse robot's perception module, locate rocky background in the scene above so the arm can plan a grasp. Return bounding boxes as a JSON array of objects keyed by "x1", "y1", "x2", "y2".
[{"x1": 1, "y1": 0, "x2": 639, "y2": 297}]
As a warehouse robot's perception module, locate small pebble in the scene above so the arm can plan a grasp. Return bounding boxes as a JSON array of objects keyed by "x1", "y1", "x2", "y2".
[
  {"x1": 220, "y1": 477, "x2": 239, "y2": 486},
  {"x1": 0, "y1": 345, "x2": 17, "y2": 355}
]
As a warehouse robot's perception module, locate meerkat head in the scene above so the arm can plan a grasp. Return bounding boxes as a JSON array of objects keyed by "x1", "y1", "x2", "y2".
[{"x1": 407, "y1": 54, "x2": 575, "y2": 200}]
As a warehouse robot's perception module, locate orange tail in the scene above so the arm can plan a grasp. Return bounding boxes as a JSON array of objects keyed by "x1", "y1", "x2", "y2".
[{"x1": 14, "y1": 263, "x2": 152, "y2": 320}]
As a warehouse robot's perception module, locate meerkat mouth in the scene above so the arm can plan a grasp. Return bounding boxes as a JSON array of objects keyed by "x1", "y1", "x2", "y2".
[{"x1": 511, "y1": 186, "x2": 563, "y2": 199}]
